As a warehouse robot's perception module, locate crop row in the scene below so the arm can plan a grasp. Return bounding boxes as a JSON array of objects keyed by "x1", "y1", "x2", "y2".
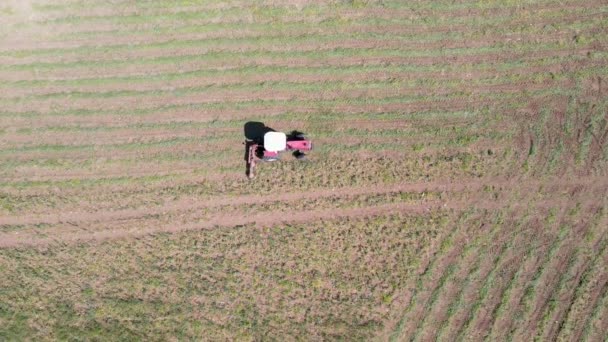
[
  {"x1": 31, "y1": 0, "x2": 584, "y2": 15},
  {"x1": 23, "y1": 1, "x2": 604, "y2": 47},
  {"x1": 5, "y1": 9, "x2": 605, "y2": 62},
  {"x1": 0, "y1": 79, "x2": 582, "y2": 120},
  {"x1": 3, "y1": 33, "x2": 605, "y2": 74},
  {"x1": 389, "y1": 189, "x2": 607, "y2": 340},
  {"x1": 5, "y1": 64, "x2": 601, "y2": 104},
  {"x1": 4, "y1": 51, "x2": 605, "y2": 91}
]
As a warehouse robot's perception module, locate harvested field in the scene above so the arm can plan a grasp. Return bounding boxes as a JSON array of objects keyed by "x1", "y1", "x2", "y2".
[{"x1": 0, "y1": 0, "x2": 607, "y2": 340}]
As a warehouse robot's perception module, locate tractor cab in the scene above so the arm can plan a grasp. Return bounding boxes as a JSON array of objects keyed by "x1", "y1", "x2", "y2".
[
  {"x1": 263, "y1": 132, "x2": 287, "y2": 152},
  {"x1": 260, "y1": 132, "x2": 286, "y2": 161}
]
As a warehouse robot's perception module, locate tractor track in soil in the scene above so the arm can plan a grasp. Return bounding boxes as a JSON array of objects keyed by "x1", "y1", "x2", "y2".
[{"x1": 2, "y1": 177, "x2": 605, "y2": 249}]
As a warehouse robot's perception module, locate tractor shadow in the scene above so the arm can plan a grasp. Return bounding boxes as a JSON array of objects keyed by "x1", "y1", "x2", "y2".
[
  {"x1": 243, "y1": 122, "x2": 275, "y2": 176},
  {"x1": 244, "y1": 121, "x2": 274, "y2": 142}
]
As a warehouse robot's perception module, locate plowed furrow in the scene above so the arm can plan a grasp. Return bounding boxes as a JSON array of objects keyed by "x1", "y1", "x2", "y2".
[{"x1": 542, "y1": 230, "x2": 608, "y2": 341}]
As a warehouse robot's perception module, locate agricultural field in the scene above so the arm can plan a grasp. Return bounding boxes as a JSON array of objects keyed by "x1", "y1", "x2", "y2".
[{"x1": 0, "y1": 0, "x2": 607, "y2": 340}]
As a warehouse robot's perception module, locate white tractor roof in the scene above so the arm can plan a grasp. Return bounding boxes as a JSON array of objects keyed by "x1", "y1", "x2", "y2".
[{"x1": 264, "y1": 131, "x2": 286, "y2": 152}]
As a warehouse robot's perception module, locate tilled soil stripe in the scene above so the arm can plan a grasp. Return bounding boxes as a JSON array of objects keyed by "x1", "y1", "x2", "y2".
[
  {"x1": 413, "y1": 236, "x2": 488, "y2": 341},
  {"x1": 0, "y1": 179, "x2": 487, "y2": 227},
  {"x1": 0, "y1": 201, "x2": 442, "y2": 248},
  {"x1": 1, "y1": 45, "x2": 600, "y2": 83},
  {"x1": 1, "y1": 27, "x2": 591, "y2": 67},
  {"x1": 0, "y1": 70, "x2": 495, "y2": 101},
  {"x1": 5, "y1": 178, "x2": 603, "y2": 244},
  {"x1": 465, "y1": 231, "x2": 534, "y2": 339},
  {"x1": 0, "y1": 91, "x2": 563, "y2": 131},
  {"x1": 509, "y1": 207, "x2": 596, "y2": 340},
  {"x1": 0, "y1": 78, "x2": 572, "y2": 114},
  {"x1": 8, "y1": 3, "x2": 604, "y2": 53},
  {"x1": 486, "y1": 226, "x2": 559, "y2": 340},
  {"x1": 3, "y1": 60, "x2": 603, "y2": 102},
  {"x1": 0, "y1": 196, "x2": 588, "y2": 249},
  {"x1": 2, "y1": 34, "x2": 603, "y2": 73},
  {"x1": 0, "y1": 143, "x2": 501, "y2": 200},
  {"x1": 33, "y1": 1, "x2": 593, "y2": 27},
  {"x1": 0, "y1": 121, "x2": 492, "y2": 151},
  {"x1": 3, "y1": 56, "x2": 605, "y2": 97},
  {"x1": 0, "y1": 138, "x2": 504, "y2": 183},
  {"x1": 444, "y1": 222, "x2": 539, "y2": 340}
]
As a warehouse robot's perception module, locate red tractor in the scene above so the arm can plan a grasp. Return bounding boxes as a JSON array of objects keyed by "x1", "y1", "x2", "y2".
[{"x1": 245, "y1": 130, "x2": 312, "y2": 179}]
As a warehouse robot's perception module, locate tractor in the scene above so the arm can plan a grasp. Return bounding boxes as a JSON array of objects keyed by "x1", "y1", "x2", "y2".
[{"x1": 245, "y1": 130, "x2": 312, "y2": 179}]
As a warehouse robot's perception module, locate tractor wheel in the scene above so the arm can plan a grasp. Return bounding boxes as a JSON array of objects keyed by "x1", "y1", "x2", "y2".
[
  {"x1": 293, "y1": 150, "x2": 306, "y2": 160},
  {"x1": 263, "y1": 156, "x2": 279, "y2": 162}
]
